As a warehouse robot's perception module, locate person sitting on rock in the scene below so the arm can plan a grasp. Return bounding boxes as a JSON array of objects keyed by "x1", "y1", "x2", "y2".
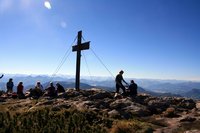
[
  {"x1": 56, "y1": 83, "x2": 65, "y2": 93},
  {"x1": 35, "y1": 81, "x2": 44, "y2": 92},
  {"x1": 115, "y1": 70, "x2": 128, "y2": 95},
  {"x1": 29, "y1": 81, "x2": 43, "y2": 99},
  {"x1": 17, "y1": 82, "x2": 25, "y2": 99},
  {"x1": 128, "y1": 80, "x2": 138, "y2": 97},
  {"x1": 45, "y1": 82, "x2": 57, "y2": 97}
]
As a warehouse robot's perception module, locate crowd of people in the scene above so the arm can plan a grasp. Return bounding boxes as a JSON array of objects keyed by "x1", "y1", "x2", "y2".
[
  {"x1": 0, "y1": 76, "x2": 66, "y2": 99},
  {"x1": 0, "y1": 70, "x2": 138, "y2": 99}
]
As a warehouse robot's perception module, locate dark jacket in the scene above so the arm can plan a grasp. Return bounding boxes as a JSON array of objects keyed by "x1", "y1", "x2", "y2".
[
  {"x1": 128, "y1": 82, "x2": 138, "y2": 96},
  {"x1": 115, "y1": 74, "x2": 127, "y2": 85},
  {"x1": 57, "y1": 84, "x2": 65, "y2": 93}
]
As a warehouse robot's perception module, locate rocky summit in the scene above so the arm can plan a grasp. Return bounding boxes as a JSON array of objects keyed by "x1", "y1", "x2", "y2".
[{"x1": 0, "y1": 88, "x2": 200, "y2": 133}]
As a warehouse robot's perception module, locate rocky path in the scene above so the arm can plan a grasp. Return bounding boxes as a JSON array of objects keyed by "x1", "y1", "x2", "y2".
[{"x1": 154, "y1": 101, "x2": 200, "y2": 133}]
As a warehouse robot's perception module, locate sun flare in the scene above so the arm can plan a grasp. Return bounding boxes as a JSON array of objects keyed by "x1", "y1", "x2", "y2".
[{"x1": 44, "y1": 1, "x2": 51, "y2": 10}]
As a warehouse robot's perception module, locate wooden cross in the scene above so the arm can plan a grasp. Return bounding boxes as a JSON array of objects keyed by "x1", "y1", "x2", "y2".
[{"x1": 72, "y1": 31, "x2": 90, "y2": 91}]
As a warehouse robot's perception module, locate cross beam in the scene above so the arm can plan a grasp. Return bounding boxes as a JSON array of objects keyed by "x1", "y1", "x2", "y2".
[{"x1": 72, "y1": 31, "x2": 90, "y2": 91}]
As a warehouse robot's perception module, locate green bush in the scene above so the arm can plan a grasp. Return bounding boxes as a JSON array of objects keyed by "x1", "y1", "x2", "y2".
[
  {"x1": 0, "y1": 108, "x2": 154, "y2": 133},
  {"x1": 0, "y1": 109, "x2": 109, "y2": 133}
]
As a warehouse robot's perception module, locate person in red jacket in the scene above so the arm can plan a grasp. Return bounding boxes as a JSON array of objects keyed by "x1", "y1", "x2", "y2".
[{"x1": 17, "y1": 82, "x2": 25, "y2": 98}]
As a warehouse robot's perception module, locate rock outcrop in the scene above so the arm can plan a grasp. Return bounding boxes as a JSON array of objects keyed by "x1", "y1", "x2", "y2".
[{"x1": 0, "y1": 88, "x2": 200, "y2": 133}]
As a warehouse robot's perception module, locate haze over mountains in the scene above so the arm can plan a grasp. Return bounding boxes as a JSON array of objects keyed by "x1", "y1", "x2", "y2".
[{"x1": 0, "y1": 74, "x2": 200, "y2": 99}]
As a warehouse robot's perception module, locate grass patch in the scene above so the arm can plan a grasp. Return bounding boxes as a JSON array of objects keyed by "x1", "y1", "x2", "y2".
[{"x1": 110, "y1": 119, "x2": 153, "y2": 133}]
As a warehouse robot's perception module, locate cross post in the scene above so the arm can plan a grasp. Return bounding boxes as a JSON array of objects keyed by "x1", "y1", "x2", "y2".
[{"x1": 72, "y1": 31, "x2": 90, "y2": 91}]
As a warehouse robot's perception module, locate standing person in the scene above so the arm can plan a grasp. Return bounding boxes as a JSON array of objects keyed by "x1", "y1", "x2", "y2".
[
  {"x1": 56, "y1": 83, "x2": 65, "y2": 93},
  {"x1": 17, "y1": 82, "x2": 25, "y2": 98},
  {"x1": 128, "y1": 80, "x2": 138, "y2": 96},
  {"x1": 6, "y1": 78, "x2": 14, "y2": 94},
  {"x1": 115, "y1": 70, "x2": 128, "y2": 95}
]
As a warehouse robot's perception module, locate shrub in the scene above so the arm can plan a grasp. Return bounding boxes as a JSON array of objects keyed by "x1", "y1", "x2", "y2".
[{"x1": 110, "y1": 120, "x2": 153, "y2": 133}]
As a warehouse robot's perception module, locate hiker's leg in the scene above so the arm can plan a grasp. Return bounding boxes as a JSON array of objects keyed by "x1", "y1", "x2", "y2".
[
  {"x1": 116, "y1": 84, "x2": 120, "y2": 93},
  {"x1": 121, "y1": 85, "x2": 126, "y2": 94}
]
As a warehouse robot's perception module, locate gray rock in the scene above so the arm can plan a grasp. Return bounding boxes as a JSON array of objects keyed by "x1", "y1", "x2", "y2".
[
  {"x1": 178, "y1": 99, "x2": 196, "y2": 109},
  {"x1": 110, "y1": 98, "x2": 132, "y2": 109},
  {"x1": 180, "y1": 116, "x2": 196, "y2": 122},
  {"x1": 108, "y1": 109, "x2": 120, "y2": 118},
  {"x1": 89, "y1": 92, "x2": 113, "y2": 100}
]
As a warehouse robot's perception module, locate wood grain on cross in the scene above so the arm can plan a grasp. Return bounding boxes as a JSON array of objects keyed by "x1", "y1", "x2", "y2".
[{"x1": 72, "y1": 31, "x2": 90, "y2": 91}]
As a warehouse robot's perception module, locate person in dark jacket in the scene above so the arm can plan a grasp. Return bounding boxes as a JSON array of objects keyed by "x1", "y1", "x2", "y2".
[
  {"x1": 128, "y1": 80, "x2": 138, "y2": 96},
  {"x1": 46, "y1": 82, "x2": 57, "y2": 97},
  {"x1": 6, "y1": 78, "x2": 14, "y2": 93},
  {"x1": 56, "y1": 83, "x2": 65, "y2": 93},
  {"x1": 115, "y1": 70, "x2": 128, "y2": 95}
]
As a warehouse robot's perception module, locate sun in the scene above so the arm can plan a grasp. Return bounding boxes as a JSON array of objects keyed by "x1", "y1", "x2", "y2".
[{"x1": 44, "y1": 1, "x2": 51, "y2": 10}]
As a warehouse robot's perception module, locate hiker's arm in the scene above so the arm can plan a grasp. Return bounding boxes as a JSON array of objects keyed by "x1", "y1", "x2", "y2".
[
  {"x1": 0, "y1": 74, "x2": 3, "y2": 79},
  {"x1": 122, "y1": 78, "x2": 128, "y2": 85}
]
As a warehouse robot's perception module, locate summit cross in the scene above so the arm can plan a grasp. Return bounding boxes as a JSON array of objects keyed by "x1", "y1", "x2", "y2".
[{"x1": 72, "y1": 31, "x2": 90, "y2": 91}]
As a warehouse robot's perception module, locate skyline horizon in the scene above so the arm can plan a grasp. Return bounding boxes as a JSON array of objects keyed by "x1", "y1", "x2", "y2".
[
  {"x1": 1, "y1": 72, "x2": 200, "y2": 82},
  {"x1": 0, "y1": 0, "x2": 199, "y2": 82}
]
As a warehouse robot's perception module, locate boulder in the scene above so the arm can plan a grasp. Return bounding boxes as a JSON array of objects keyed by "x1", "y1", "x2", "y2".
[
  {"x1": 147, "y1": 99, "x2": 170, "y2": 114},
  {"x1": 178, "y1": 99, "x2": 196, "y2": 109},
  {"x1": 180, "y1": 116, "x2": 196, "y2": 122},
  {"x1": 108, "y1": 109, "x2": 120, "y2": 118},
  {"x1": 110, "y1": 98, "x2": 132, "y2": 110},
  {"x1": 89, "y1": 92, "x2": 113, "y2": 100}
]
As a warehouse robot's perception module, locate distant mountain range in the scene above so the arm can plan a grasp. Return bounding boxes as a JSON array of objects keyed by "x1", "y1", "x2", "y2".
[{"x1": 0, "y1": 74, "x2": 199, "y2": 99}]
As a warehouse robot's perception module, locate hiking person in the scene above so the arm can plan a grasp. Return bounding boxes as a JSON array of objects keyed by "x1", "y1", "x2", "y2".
[
  {"x1": 6, "y1": 78, "x2": 14, "y2": 94},
  {"x1": 46, "y1": 82, "x2": 56, "y2": 97},
  {"x1": 0, "y1": 74, "x2": 3, "y2": 79},
  {"x1": 17, "y1": 82, "x2": 25, "y2": 98},
  {"x1": 56, "y1": 83, "x2": 65, "y2": 93},
  {"x1": 128, "y1": 80, "x2": 138, "y2": 96},
  {"x1": 115, "y1": 70, "x2": 128, "y2": 95}
]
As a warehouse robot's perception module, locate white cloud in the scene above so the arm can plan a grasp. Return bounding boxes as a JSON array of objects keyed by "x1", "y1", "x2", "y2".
[
  {"x1": 44, "y1": 1, "x2": 51, "y2": 10},
  {"x1": 60, "y1": 21, "x2": 67, "y2": 28}
]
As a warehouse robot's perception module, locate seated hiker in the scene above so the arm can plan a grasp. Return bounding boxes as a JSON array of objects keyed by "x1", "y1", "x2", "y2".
[
  {"x1": 128, "y1": 80, "x2": 138, "y2": 96},
  {"x1": 115, "y1": 70, "x2": 128, "y2": 95},
  {"x1": 6, "y1": 78, "x2": 14, "y2": 94},
  {"x1": 35, "y1": 81, "x2": 44, "y2": 92},
  {"x1": 29, "y1": 81, "x2": 43, "y2": 99},
  {"x1": 45, "y1": 82, "x2": 57, "y2": 97},
  {"x1": 56, "y1": 83, "x2": 65, "y2": 93},
  {"x1": 17, "y1": 82, "x2": 25, "y2": 99}
]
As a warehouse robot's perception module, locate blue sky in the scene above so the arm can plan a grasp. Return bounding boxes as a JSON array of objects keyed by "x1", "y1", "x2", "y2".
[{"x1": 0, "y1": 0, "x2": 199, "y2": 81}]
